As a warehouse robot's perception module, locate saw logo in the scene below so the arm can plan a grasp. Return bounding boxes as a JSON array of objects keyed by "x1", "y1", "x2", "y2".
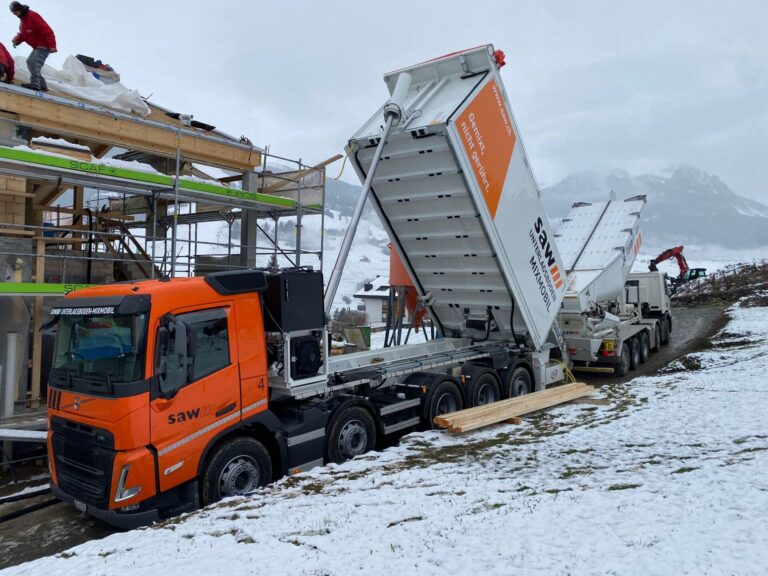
[
  {"x1": 533, "y1": 217, "x2": 564, "y2": 290},
  {"x1": 168, "y1": 405, "x2": 214, "y2": 425}
]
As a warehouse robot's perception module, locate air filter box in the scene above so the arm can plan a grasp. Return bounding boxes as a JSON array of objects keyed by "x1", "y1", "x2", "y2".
[{"x1": 264, "y1": 270, "x2": 325, "y2": 332}]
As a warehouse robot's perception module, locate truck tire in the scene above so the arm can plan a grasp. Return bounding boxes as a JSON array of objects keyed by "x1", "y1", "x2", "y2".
[
  {"x1": 614, "y1": 343, "x2": 631, "y2": 377},
  {"x1": 639, "y1": 331, "x2": 650, "y2": 363},
  {"x1": 653, "y1": 325, "x2": 662, "y2": 351},
  {"x1": 630, "y1": 338, "x2": 641, "y2": 370},
  {"x1": 202, "y1": 436, "x2": 272, "y2": 505},
  {"x1": 468, "y1": 371, "x2": 501, "y2": 407},
  {"x1": 326, "y1": 406, "x2": 376, "y2": 464},
  {"x1": 423, "y1": 380, "x2": 463, "y2": 428},
  {"x1": 661, "y1": 317, "x2": 670, "y2": 345},
  {"x1": 507, "y1": 367, "x2": 532, "y2": 398}
]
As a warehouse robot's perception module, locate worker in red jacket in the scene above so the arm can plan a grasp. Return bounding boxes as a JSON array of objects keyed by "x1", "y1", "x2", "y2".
[
  {"x1": 0, "y1": 41, "x2": 14, "y2": 83},
  {"x1": 9, "y1": 2, "x2": 56, "y2": 91}
]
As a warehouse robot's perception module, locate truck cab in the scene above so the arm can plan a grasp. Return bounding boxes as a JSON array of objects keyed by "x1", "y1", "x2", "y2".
[{"x1": 46, "y1": 272, "x2": 273, "y2": 527}]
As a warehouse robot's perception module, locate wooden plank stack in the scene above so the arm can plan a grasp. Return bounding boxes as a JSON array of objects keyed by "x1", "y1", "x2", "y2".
[{"x1": 434, "y1": 382, "x2": 595, "y2": 433}]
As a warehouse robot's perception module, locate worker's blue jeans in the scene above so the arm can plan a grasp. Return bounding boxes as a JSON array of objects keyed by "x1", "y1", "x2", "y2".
[{"x1": 27, "y1": 48, "x2": 50, "y2": 90}]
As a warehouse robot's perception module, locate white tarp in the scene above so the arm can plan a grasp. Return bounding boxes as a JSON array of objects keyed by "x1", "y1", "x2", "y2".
[{"x1": 12, "y1": 54, "x2": 150, "y2": 116}]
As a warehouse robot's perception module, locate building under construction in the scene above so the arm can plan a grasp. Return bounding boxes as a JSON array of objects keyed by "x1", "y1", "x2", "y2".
[{"x1": 0, "y1": 63, "x2": 332, "y2": 421}]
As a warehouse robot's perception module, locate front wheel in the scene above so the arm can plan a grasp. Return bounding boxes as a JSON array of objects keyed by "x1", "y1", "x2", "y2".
[
  {"x1": 202, "y1": 436, "x2": 272, "y2": 505},
  {"x1": 661, "y1": 317, "x2": 670, "y2": 345},
  {"x1": 326, "y1": 406, "x2": 376, "y2": 464}
]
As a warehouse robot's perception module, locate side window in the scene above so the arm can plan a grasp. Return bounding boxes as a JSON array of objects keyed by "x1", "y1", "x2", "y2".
[{"x1": 180, "y1": 308, "x2": 230, "y2": 381}]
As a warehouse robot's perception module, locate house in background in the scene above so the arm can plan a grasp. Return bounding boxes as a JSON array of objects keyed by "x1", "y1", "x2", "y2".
[{"x1": 354, "y1": 276, "x2": 389, "y2": 323}]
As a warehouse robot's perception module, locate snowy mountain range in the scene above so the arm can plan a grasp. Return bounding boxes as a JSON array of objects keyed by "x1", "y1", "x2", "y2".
[{"x1": 541, "y1": 166, "x2": 768, "y2": 251}]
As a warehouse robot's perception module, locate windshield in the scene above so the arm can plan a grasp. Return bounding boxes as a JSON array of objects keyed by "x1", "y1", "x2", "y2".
[{"x1": 51, "y1": 313, "x2": 149, "y2": 388}]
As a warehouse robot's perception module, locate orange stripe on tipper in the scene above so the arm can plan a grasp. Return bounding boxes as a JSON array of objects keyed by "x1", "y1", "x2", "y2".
[{"x1": 551, "y1": 265, "x2": 564, "y2": 289}]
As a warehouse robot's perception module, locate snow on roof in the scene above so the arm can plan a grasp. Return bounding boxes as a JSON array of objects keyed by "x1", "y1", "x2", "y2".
[{"x1": 354, "y1": 275, "x2": 389, "y2": 299}]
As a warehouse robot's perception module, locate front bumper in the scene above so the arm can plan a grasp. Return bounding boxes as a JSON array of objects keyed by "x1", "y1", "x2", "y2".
[{"x1": 52, "y1": 483, "x2": 159, "y2": 530}]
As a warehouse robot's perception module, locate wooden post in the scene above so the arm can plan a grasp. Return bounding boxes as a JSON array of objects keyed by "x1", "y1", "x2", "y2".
[{"x1": 29, "y1": 238, "x2": 45, "y2": 408}]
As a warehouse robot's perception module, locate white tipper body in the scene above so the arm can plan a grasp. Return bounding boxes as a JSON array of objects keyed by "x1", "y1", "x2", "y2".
[
  {"x1": 555, "y1": 196, "x2": 646, "y2": 314},
  {"x1": 347, "y1": 45, "x2": 567, "y2": 351}
]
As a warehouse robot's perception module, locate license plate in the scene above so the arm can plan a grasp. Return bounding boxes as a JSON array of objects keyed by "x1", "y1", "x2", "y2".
[{"x1": 74, "y1": 499, "x2": 87, "y2": 513}]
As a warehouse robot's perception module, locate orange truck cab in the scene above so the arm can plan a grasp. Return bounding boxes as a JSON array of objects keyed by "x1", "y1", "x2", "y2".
[{"x1": 46, "y1": 269, "x2": 331, "y2": 528}]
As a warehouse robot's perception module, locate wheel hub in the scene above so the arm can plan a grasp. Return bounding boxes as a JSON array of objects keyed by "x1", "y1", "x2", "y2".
[
  {"x1": 477, "y1": 383, "x2": 496, "y2": 405},
  {"x1": 435, "y1": 392, "x2": 457, "y2": 415},
  {"x1": 338, "y1": 420, "x2": 368, "y2": 458},
  {"x1": 219, "y1": 456, "x2": 260, "y2": 497}
]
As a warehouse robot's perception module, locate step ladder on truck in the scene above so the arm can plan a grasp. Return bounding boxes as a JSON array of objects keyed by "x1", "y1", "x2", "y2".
[
  {"x1": 43, "y1": 45, "x2": 615, "y2": 529},
  {"x1": 555, "y1": 197, "x2": 674, "y2": 376}
]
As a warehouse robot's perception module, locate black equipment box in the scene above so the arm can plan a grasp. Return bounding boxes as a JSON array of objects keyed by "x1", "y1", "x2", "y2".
[{"x1": 264, "y1": 270, "x2": 325, "y2": 332}]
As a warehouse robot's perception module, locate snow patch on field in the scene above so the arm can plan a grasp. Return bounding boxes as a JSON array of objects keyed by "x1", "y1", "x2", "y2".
[{"x1": 5, "y1": 306, "x2": 768, "y2": 576}]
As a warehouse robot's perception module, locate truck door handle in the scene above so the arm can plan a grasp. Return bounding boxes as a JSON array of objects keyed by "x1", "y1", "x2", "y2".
[{"x1": 215, "y1": 402, "x2": 237, "y2": 418}]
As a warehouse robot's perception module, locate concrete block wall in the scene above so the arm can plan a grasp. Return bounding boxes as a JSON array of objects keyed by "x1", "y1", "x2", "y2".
[{"x1": 0, "y1": 176, "x2": 28, "y2": 227}]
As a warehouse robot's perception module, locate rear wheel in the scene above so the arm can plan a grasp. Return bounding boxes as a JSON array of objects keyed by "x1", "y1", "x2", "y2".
[
  {"x1": 507, "y1": 367, "x2": 532, "y2": 398},
  {"x1": 202, "y1": 436, "x2": 272, "y2": 505},
  {"x1": 653, "y1": 325, "x2": 662, "y2": 351},
  {"x1": 614, "y1": 343, "x2": 631, "y2": 377},
  {"x1": 639, "y1": 331, "x2": 650, "y2": 363},
  {"x1": 424, "y1": 380, "x2": 464, "y2": 428},
  {"x1": 469, "y1": 372, "x2": 501, "y2": 407},
  {"x1": 326, "y1": 406, "x2": 376, "y2": 464}
]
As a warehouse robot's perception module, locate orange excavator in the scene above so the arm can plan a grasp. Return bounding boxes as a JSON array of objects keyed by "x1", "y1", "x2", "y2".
[{"x1": 648, "y1": 246, "x2": 707, "y2": 286}]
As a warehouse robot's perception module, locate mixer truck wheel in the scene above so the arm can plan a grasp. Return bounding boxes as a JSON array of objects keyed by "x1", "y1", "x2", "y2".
[
  {"x1": 202, "y1": 436, "x2": 272, "y2": 505},
  {"x1": 660, "y1": 317, "x2": 670, "y2": 345},
  {"x1": 630, "y1": 338, "x2": 641, "y2": 370},
  {"x1": 614, "y1": 343, "x2": 631, "y2": 377},
  {"x1": 326, "y1": 406, "x2": 377, "y2": 464},
  {"x1": 653, "y1": 325, "x2": 662, "y2": 352},
  {"x1": 639, "y1": 332, "x2": 650, "y2": 363},
  {"x1": 507, "y1": 367, "x2": 532, "y2": 398}
]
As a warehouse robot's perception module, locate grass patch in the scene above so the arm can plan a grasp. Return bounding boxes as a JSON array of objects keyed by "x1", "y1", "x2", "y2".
[
  {"x1": 607, "y1": 483, "x2": 642, "y2": 491},
  {"x1": 387, "y1": 515, "x2": 423, "y2": 528},
  {"x1": 672, "y1": 466, "x2": 699, "y2": 474}
]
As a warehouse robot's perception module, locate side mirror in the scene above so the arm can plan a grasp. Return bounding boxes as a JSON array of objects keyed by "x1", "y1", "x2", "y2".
[{"x1": 157, "y1": 316, "x2": 189, "y2": 398}]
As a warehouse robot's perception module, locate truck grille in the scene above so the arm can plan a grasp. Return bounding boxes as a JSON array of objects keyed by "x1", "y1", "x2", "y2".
[{"x1": 51, "y1": 417, "x2": 115, "y2": 508}]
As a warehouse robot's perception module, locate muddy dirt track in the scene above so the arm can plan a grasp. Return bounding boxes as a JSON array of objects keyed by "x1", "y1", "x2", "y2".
[{"x1": 0, "y1": 304, "x2": 728, "y2": 571}]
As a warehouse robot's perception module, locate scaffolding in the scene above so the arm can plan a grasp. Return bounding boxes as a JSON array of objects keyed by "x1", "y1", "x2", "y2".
[{"x1": 0, "y1": 82, "x2": 333, "y2": 413}]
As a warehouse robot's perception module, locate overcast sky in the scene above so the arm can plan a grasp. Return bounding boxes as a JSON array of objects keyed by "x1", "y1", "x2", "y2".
[{"x1": 3, "y1": 1, "x2": 766, "y2": 201}]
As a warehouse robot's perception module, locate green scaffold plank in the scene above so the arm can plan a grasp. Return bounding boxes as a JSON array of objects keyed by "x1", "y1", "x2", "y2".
[
  {"x1": 0, "y1": 147, "x2": 296, "y2": 208},
  {"x1": 0, "y1": 282, "x2": 94, "y2": 295}
]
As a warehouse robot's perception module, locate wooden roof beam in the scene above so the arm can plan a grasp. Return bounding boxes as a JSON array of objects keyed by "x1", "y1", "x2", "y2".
[{"x1": 0, "y1": 89, "x2": 262, "y2": 172}]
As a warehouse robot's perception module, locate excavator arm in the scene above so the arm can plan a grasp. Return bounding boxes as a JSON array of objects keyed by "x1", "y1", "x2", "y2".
[{"x1": 648, "y1": 246, "x2": 689, "y2": 278}]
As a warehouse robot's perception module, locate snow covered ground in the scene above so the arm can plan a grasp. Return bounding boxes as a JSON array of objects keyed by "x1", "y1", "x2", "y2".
[{"x1": 5, "y1": 300, "x2": 768, "y2": 575}]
